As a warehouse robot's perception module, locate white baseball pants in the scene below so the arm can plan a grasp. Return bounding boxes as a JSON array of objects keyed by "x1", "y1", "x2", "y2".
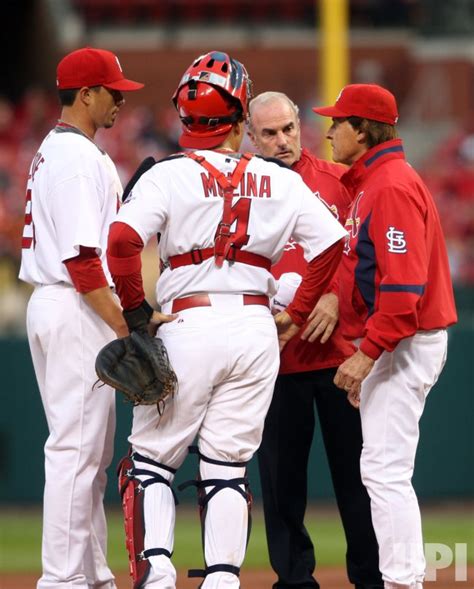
[
  {"x1": 359, "y1": 329, "x2": 448, "y2": 589},
  {"x1": 129, "y1": 294, "x2": 280, "y2": 588},
  {"x1": 27, "y1": 284, "x2": 117, "y2": 589}
]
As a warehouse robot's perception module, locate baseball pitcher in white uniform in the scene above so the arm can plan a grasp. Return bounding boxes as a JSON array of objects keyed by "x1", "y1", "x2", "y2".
[
  {"x1": 19, "y1": 48, "x2": 143, "y2": 589},
  {"x1": 106, "y1": 51, "x2": 347, "y2": 589}
]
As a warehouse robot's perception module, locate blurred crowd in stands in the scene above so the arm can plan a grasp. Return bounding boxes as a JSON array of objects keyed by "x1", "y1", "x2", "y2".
[
  {"x1": 419, "y1": 118, "x2": 474, "y2": 285},
  {"x1": 71, "y1": 0, "x2": 419, "y2": 28},
  {"x1": 0, "y1": 87, "x2": 472, "y2": 332}
]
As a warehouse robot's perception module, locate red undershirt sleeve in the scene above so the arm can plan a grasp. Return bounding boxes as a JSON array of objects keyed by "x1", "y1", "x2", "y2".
[
  {"x1": 64, "y1": 247, "x2": 108, "y2": 293},
  {"x1": 285, "y1": 239, "x2": 344, "y2": 326},
  {"x1": 326, "y1": 185, "x2": 349, "y2": 297},
  {"x1": 107, "y1": 221, "x2": 146, "y2": 310}
]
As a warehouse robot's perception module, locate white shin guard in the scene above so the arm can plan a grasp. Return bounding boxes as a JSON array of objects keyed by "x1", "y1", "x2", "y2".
[{"x1": 192, "y1": 457, "x2": 252, "y2": 589}]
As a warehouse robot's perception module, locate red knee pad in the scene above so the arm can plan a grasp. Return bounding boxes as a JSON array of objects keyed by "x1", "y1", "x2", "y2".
[{"x1": 118, "y1": 455, "x2": 150, "y2": 589}]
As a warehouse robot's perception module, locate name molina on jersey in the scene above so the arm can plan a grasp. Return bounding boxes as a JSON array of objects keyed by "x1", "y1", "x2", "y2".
[{"x1": 200, "y1": 172, "x2": 272, "y2": 198}]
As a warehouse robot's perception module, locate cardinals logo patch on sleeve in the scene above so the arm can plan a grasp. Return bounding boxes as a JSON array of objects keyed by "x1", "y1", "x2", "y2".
[{"x1": 386, "y1": 226, "x2": 407, "y2": 253}]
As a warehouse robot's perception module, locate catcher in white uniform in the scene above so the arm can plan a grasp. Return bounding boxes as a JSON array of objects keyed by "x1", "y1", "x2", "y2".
[
  {"x1": 106, "y1": 51, "x2": 347, "y2": 589},
  {"x1": 19, "y1": 48, "x2": 143, "y2": 589}
]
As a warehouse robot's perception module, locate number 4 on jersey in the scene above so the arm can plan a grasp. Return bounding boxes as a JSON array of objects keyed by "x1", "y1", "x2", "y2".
[
  {"x1": 218, "y1": 197, "x2": 251, "y2": 248},
  {"x1": 22, "y1": 188, "x2": 35, "y2": 249}
]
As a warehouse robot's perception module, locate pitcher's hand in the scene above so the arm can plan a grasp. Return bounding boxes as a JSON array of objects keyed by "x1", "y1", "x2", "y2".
[
  {"x1": 274, "y1": 311, "x2": 300, "y2": 352},
  {"x1": 148, "y1": 310, "x2": 177, "y2": 336}
]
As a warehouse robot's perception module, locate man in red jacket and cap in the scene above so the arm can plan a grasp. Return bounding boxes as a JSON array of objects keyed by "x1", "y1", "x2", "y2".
[{"x1": 314, "y1": 84, "x2": 457, "y2": 589}]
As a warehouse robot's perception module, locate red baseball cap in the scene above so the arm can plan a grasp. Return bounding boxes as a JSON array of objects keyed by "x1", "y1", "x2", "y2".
[
  {"x1": 313, "y1": 84, "x2": 399, "y2": 125},
  {"x1": 56, "y1": 47, "x2": 144, "y2": 91}
]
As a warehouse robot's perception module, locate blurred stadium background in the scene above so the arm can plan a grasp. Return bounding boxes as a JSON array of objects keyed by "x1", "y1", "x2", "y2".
[
  {"x1": 1, "y1": 0, "x2": 473, "y2": 329},
  {"x1": 0, "y1": 0, "x2": 472, "y2": 576}
]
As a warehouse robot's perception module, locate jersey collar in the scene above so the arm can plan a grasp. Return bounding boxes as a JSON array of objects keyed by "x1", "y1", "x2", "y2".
[
  {"x1": 341, "y1": 138, "x2": 405, "y2": 189},
  {"x1": 55, "y1": 121, "x2": 106, "y2": 155}
]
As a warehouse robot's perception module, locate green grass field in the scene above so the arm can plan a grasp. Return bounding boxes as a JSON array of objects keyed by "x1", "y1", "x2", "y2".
[{"x1": 1, "y1": 504, "x2": 473, "y2": 573}]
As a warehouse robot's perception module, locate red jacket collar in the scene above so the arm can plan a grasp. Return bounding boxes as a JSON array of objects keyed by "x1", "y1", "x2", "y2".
[
  {"x1": 291, "y1": 147, "x2": 311, "y2": 173},
  {"x1": 341, "y1": 138, "x2": 405, "y2": 189}
]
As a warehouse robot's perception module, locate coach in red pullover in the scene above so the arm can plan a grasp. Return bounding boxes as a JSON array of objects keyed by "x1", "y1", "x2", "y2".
[
  {"x1": 248, "y1": 92, "x2": 382, "y2": 589},
  {"x1": 314, "y1": 84, "x2": 457, "y2": 589}
]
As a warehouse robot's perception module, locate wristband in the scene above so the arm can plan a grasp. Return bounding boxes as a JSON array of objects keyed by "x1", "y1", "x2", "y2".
[{"x1": 123, "y1": 299, "x2": 154, "y2": 332}]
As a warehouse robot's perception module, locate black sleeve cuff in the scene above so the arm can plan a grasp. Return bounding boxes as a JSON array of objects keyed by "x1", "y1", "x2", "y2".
[{"x1": 123, "y1": 299, "x2": 154, "y2": 332}]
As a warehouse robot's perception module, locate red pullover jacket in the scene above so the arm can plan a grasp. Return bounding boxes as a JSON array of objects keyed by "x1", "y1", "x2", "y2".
[
  {"x1": 338, "y1": 138, "x2": 457, "y2": 360},
  {"x1": 272, "y1": 147, "x2": 355, "y2": 373}
]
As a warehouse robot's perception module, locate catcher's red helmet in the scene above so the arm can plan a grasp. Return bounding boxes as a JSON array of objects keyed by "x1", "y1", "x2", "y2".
[{"x1": 172, "y1": 51, "x2": 253, "y2": 149}]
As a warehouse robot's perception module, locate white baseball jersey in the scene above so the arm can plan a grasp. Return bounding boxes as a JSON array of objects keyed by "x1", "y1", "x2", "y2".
[
  {"x1": 21, "y1": 123, "x2": 121, "y2": 588},
  {"x1": 117, "y1": 150, "x2": 347, "y2": 305},
  {"x1": 19, "y1": 124, "x2": 122, "y2": 286}
]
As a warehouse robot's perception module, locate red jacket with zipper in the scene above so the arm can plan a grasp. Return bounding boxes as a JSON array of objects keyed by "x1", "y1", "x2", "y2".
[{"x1": 338, "y1": 138, "x2": 457, "y2": 360}]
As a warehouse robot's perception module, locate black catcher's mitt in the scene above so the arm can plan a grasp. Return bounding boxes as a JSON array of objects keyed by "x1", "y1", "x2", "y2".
[{"x1": 95, "y1": 331, "x2": 178, "y2": 407}]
